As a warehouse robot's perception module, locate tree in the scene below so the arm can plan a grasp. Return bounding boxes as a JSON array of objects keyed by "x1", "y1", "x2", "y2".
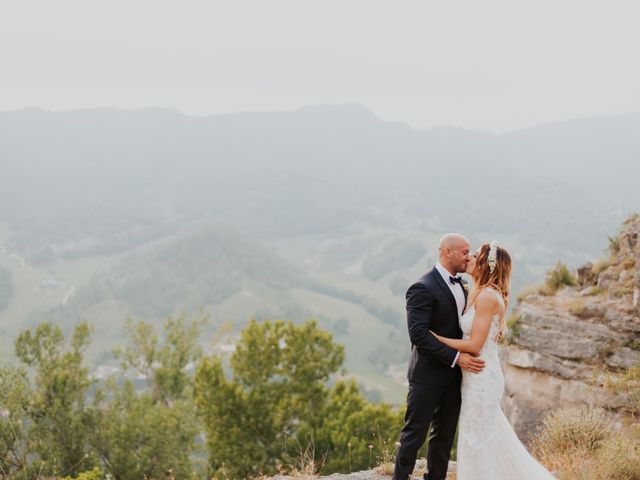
[
  {"x1": 90, "y1": 380, "x2": 198, "y2": 480},
  {"x1": 0, "y1": 366, "x2": 31, "y2": 477},
  {"x1": 90, "y1": 314, "x2": 206, "y2": 480},
  {"x1": 113, "y1": 314, "x2": 206, "y2": 404},
  {"x1": 7, "y1": 322, "x2": 96, "y2": 477},
  {"x1": 296, "y1": 380, "x2": 403, "y2": 473},
  {"x1": 194, "y1": 319, "x2": 345, "y2": 478}
]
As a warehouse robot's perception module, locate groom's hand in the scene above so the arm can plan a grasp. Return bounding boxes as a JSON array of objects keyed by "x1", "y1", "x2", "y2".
[{"x1": 457, "y1": 353, "x2": 485, "y2": 373}]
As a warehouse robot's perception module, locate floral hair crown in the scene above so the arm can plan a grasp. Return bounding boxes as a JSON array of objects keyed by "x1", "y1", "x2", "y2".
[{"x1": 488, "y1": 241, "x2": 498, "y2": 273}]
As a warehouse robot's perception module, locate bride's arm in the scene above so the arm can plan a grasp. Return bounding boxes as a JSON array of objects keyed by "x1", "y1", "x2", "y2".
[{"x1": 430, "y1": 290, "x2": 498, "y2": 355}]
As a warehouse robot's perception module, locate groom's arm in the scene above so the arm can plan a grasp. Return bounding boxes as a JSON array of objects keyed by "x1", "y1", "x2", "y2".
[{"x1": 406, "y1": 283, "x2": 458, "y2": 366}]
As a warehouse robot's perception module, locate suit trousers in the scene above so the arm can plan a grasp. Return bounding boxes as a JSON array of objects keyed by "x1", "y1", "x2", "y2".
[{"x1": 392, "y1": 378, "x2": 461, "y2": 480}]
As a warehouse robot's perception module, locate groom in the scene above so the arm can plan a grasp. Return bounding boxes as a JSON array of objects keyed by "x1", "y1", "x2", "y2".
[{"x1": 392, "y1": 233, "x2": 485, "y2": 480}]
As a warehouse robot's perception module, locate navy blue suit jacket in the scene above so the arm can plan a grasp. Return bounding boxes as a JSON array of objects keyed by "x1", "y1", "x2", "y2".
[{"x1": 406, "y1": 267, "x2": 466, "y2": 385}]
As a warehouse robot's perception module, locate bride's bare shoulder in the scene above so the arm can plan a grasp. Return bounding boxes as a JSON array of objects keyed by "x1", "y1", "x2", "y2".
[{"x1": 474, "y1": 289, "x2": 499, "y2": 311}]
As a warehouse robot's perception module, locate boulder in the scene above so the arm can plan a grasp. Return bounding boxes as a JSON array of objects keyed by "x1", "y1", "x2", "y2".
[{"x1": 577, "y1": 262, "x2": 597, "y2": 286}]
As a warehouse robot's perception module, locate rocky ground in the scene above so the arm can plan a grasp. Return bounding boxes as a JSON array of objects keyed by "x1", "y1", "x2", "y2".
[{"x1": 270, "y1": 459, "x2": 456, "y2": 479}]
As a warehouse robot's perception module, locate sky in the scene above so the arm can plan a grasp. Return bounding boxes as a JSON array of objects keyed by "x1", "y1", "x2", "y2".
[{"x1": 1, "y1": 0, "x2": 639, "y2": 133}]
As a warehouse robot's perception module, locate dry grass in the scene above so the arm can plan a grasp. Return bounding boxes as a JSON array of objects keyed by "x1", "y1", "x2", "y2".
[
  {"x1": 568, "y1": 299, "x2": 587, "y2": 317},
  {"x1": 533, "y1": 406, "x2": 640, "y2": 479},
  {"x1": 601, "y1": 364, "x2": 640, "y2": 416},
  {"x1": 584, "y1": 285, "x2": 604, "y2": 296},
  {"x1": 262, "y1": 437, "x2": 326, "y2": 480},
  {"x1": 610, "y1": 285, "x2": 630, "y2": 298},
  {"x1": 622, "y1": 255, "x2": 636, "y2": 270},
  {"x1": 592, "y1": 258, "x2": 614, "y2": 275},
  {"x1": 517, "y1": 282, "x2": 555, "y2": 302}
]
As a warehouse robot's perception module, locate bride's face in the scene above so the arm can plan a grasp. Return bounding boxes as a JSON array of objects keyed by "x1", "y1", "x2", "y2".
[{"x1": 466, "y1": 250, "x2": 478, "y2": 275}]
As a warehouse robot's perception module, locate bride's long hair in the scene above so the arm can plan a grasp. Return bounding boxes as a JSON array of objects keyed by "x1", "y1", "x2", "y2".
[{"x1": 467, "y1": 243, "x2": 512, "y2": 313}]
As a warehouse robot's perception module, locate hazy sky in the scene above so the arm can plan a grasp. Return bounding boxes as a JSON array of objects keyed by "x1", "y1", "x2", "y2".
[{"x1": 2, "y1": 0, "x2": 639, "y2": 132}]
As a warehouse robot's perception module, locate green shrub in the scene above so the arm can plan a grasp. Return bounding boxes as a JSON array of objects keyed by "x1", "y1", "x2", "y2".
[
  {"x1": 545, "y1": 261, "x2": 576, "y2": 292},
  {"x1": 61, "y1": 467, "x2": 104, "y2": 480}
]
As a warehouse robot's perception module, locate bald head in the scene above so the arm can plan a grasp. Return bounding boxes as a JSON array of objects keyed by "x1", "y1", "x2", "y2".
[
  {"x1": 438, "y1": 233, "x2": 471, "y2": 274},
  {"x1": 438, "y1": 233, "x2": 469, "y2": 251}
]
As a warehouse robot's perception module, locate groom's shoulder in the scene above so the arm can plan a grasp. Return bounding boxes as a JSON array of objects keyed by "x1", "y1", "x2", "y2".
[
  {"x1": 417, "y1": 268, "x2": 438, "y2": 286},
  {"x1": 406, "y1": 269, "x2": 437, "y2": 295}
]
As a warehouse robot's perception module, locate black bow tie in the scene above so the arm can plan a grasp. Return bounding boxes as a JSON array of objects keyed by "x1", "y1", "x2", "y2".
[{"x1": 449, "y1": 276, "x2": 463, "y2": 285}]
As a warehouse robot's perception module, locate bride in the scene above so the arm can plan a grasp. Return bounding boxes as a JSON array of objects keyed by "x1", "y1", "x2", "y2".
[{"x1": 431, "y1": 242, "x2": 555, "y2": 479}]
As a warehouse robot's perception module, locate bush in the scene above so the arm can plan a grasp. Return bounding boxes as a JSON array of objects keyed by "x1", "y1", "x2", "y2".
[
  {"x1": 608, "y1": 235, "x2": 621, "y2": 255},
  {"x1": 595, "y1": 434, "x2": 640, "y2": 480},
  {"x1": 533, "y1": 406, "x2": 640, "y2": 480},
  {"x1": 568, "y1": 300, "x2": 587, "y2": 318},
  {"x1": 545, "y1": 262, "x2": 576, "y2": 292},
  {"x1": 534, "y1": 406, "x2": 610, "y2": 457}
]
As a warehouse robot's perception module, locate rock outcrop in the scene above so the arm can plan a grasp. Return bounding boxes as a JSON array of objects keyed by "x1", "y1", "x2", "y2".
[{"x1": 501, "y1": 214, "x2": 640, "y2": 443}]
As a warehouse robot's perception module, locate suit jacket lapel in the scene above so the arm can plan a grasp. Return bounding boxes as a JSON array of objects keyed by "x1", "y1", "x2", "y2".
[{"x1": 430, "y1": 267, "x2": 459, "y2": 317}]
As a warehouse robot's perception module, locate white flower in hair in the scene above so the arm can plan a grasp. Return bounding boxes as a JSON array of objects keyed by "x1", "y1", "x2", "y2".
[{"x1": 488, "y1": 241, "x2": 498, "y2": 273}]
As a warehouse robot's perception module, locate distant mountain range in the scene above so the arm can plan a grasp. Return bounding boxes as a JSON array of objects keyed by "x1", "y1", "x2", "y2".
[{"x1": 1, "y1": 104, "x2": 638, "y2": 402}]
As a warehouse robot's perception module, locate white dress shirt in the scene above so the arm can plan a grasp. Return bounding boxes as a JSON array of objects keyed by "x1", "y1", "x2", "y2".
[{"x1": 435, "y1": 262, "x2": 465, "y2": 367}]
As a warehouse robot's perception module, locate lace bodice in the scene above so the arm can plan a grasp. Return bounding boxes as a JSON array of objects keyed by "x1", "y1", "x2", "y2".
[{"x1": 459, "y1": 287, "x2": 505, "y2": 358}]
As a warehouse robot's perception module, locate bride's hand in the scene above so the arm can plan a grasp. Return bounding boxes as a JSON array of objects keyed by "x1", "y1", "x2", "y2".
[{"x1": 429, "y1": 330, "x2": 442, "y2": 340}]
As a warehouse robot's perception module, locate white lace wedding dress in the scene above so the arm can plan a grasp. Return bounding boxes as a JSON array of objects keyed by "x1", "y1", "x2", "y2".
[{"x1": 456, "y1": 288, "x2": 555, "y2": 479}]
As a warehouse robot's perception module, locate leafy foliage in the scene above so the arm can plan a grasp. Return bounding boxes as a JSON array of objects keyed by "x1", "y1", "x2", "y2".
[
  {"x1": 195, "y1": 319, "x2": 345, "y2": 478},
  {"x1": 195, "y1": 319, "x2": 402, "y2": 478},
  {"x1": 1, "y1": 316, "x2": 402, "y2": 478},
  {"x1": 1, "y1": 322, "x2": 97, "y2": 477},
  {"x1": 91, "y1": 381, "x2": 199, "y2": 480},
  {"x1": 297, "y1": 380, "x2": 403, "y2": 472},
  {"x1": 91, "y1": 315, "x2": 206, "y2": 480},
  {"x1": 114, "y1": 314, "x2": 207, "y2": 404}
]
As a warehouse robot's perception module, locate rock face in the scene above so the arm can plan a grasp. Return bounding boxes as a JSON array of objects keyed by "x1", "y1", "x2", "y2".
[{"x1": 501, "y1": 214, "x2": 640, "y2": 443}]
